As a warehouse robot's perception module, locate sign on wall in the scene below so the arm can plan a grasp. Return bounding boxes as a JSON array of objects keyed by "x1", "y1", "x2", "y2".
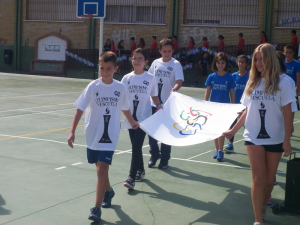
[{"x1": 37, "y1": 36, "x2": 67, "y2": 61}]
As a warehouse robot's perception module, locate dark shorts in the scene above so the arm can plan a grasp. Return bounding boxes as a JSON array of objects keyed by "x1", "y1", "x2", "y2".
[
  {"x1": 244, "y1": 141, "x2": 284, "y2": 153},
  {"x1": 87, "y1": 148, "x2": 114, "y2": 165}
]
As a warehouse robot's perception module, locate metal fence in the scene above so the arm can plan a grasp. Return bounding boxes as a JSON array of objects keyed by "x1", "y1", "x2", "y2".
[{"x1": 65, "y1": 43, "x2": 290, "y2": 85}]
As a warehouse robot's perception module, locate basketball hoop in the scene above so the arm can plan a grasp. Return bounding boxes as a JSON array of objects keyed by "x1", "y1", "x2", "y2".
[{"x1": 78, "y1": 14, "x2": 93, "y2": 19}]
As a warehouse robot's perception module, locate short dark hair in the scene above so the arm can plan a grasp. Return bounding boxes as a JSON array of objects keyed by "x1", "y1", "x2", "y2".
[
  {"x1": 172, "y1": 35, "x2": 177, "y2": 40},
  {"x1": 218, "y1": 35, "x2": 224, "y2": 40},
  {"x1": 284, "y1": 44, "x2": 296, "y2": 52},
  {"x1": 292, "y1": 30, "x2": 296, "y2": 35},
  {"x1": 203, "y1": 37, "x2": 208, "y2": 41},
  {"x1": 239, "y1": 33, "x2": 243, "y2": 37},
  {"x1": 99, "y1": 51, "x2": 117, "y2": 67},
  {"x1": 276, "y1": 51, "x2": 287, "y2": 73},
  {"x1": 212, "y1": 52, "x2": 230, "y2": 72},
  {"x1": 159, "y1": 38, "x2": 173, "y2": 49},
  {"x1": 237, "y1": 54, "x2": 250, "y2": 70},
  {"x1": 132, "y1": 48, "x2": 149, "y2": 60},
  {"x1": 130, "y1": 37, "x2": 135, "y2": 41},
  {"x1": 152, "y1": 36, "x2": 157, "y2": 40}
]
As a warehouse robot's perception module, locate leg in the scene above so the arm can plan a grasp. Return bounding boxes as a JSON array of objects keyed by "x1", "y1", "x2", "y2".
[
  {"x1": 218, "y1": 136, "x2": 225, "y2": 150},
  {"x1": 160, "y1": 143, "x2": 171, "y2": 161},
  {"x1": 214, "y1": 138, "x2": 220, "y2": 150},
  {"x1": 263, "y1": 151, "x2": 282, "y2": 206},
  {"x1": 148, "y1": 106, "x2": 160, "y2": 157},
  {"x1": 129, "y1": 128, "x2": 146, "y2": 179},
  {"x1": 246, "y1": 145, "x2": 266, "y2": 223},
  {"x1": 95, "y1": 161, "x2": 109, "y2": 208}
]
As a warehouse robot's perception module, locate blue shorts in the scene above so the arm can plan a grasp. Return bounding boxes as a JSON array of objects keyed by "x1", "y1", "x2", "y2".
[{"x1": 87, "y1": 148, "x2": 114, "y2": 165}]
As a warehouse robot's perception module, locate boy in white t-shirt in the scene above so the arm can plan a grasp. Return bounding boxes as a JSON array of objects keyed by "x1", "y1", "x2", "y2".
[
  {"x1": 67, "y1": 52, "x2": 138, "y2": 222},
  {"x1": 147, "y1": 38, "x2": 184, "y2": 169}
]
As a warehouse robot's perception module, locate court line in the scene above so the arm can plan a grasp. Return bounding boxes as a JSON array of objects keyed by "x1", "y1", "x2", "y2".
[
  {"x1": 0, "y1": 133, "x2": 285, "y2": 174},
  {"x1": 0, "y1": 104, "x2": 74, "y2": 113},
  {"x1": 55, "y1": 166, "x2": 66, "y2": 170},
  {"x1": 0, "y1": 108, "x2": 76, "y2": 120},
  {"x1": 0, "y1": 91, "x2": 81, "y2": 99},
  {"x1": 0, "y1": 98, "x2": 74, "y2": 106},
  {"x1": 19, "y1": 109, "x2": 75, "y2": 117},
  {"x1": 187, "y1": 139, "x2": 244, "y2": 160},
  {"x1": 0, "y1": 126, "x2": 84, "y2": 141},
  {"x1": 72, "y1": 162, "x2": 83, "y2": 166}
]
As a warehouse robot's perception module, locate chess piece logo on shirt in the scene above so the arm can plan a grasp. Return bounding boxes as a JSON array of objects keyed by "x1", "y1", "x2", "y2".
[
  {"x1": 167, "y1": 66, "x2": 173, "y2": 71},
  {"x1": 257, "y1": 102, "x2": 271, "y2": 139},
  {"x1": 132, "y1": 94, "x2": 140, "y2": 121},
  {"x1": 99, "y1": 107, "x2": 112, "y2": 143},
  {"x1": 158, "y1": 78, "x2": 164, "y2": 104}
]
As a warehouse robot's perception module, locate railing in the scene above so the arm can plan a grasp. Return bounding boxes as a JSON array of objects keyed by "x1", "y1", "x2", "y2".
[{"x1": 65, "y1": 43, "x2": 291, "y2": 84}]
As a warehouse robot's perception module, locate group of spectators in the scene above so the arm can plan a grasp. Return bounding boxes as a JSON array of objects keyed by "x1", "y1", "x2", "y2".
[{"x1": 103, "y1": 30, "x2": 299, "y2": 70}]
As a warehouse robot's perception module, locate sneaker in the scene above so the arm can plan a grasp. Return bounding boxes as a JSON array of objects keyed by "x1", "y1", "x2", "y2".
[
  {"x1": 124, "y1": 177, "x2": 135, "y2": 190},
  {"x1": 253, "y1": 223, "x2": 264, "y2": 225},
  {"x1": 212, "y1": 150, "x2": 218, "y2": 159},
  {"x1": 88, "y1": 206, "x2": 101, "y2": 222},
  {"x1": 158, "y1": 159, "x2": 168, "y2": 169},
  {"x1": 102, "y1": 187, "x2": 115, "y2": 208},
  {"x1": 224, "y1": 143, "x2": 234, "y2": 153},
  {"x1": 148, "y1": 154, "x2": 160, "y2": 168},
  {"x1": 267, "y1": 195, "x2": 272, "y2": 205},
  {"x1": 135, "y1": 169, "x2": 145, "y2": 182},
  {"x1": 217, "y1": 150, "x2": 224, "y2": 162}
]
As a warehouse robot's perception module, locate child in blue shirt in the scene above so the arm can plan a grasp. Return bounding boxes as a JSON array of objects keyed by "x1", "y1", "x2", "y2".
[
  {"x1": 284, "y1": 44, "x2": 300, "y2": 108},
  {"x1": 224, "y1": 55, "x2": 250, "y2": 153},
  {"x1": 204, "y1": 52, "x2": 236, "y2": 161}
]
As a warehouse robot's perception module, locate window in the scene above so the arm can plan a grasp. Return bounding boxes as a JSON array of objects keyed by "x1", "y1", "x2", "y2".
[
  {"x1": 26, "y1": 0, "x2": 81, "y2": 22},
  {"x1": 184, "y1": 0, "x2": 259, "y2": 27},
  {"x1": 105, "y1": 0, "x2": 166, "y2": 24},
  {"x1": 277, "y1": 0, "x2": 300, "y2": 28}
]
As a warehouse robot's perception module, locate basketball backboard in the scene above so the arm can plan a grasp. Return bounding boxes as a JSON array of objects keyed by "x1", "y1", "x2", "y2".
[{"x1": 77, "y1": 0, "x2": 106, "y2": 18}]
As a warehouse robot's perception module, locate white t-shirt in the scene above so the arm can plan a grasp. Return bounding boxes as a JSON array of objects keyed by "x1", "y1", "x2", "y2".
[
  {"x1": 121, "y1": 71, "x2": 158, "y2": 129},
  {"x1": 148, "y1": 58, "x2": 184, "y2": 106},
  {"x1": 241, "y1": 76, "x2": 295, "y2": 145},
  {"x1": 280, "y1": 74, "x2": 298, "y2": 112},
  {"x1": 74, "y1": 79, "x2": 129, "y2": 151}
]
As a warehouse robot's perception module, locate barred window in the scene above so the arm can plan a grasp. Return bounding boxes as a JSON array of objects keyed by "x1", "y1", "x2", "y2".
[
  {"x1": 26, "y1": 0, "x2": 81, "y2": 21},
  {"x1": 184, "y1": 0, "x2": 259, "y2": 27},
  {"x1": 105, "y1": 0, "x2": 166, "y2": 24},
  {"x1": 277, "y1": 0, "x2": 300, "y2": 28}
]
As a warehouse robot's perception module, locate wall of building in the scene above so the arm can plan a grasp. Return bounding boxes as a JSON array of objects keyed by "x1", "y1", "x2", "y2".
[
  {"x1": 177, "y1": 0, "x2": 265, "y2": 48},
  {"x1": 0, "y1": 0, "x2": 15, "y2": 46},
  {"x1": 271, "y1": 0, "x2": 300, "y2": 44}
]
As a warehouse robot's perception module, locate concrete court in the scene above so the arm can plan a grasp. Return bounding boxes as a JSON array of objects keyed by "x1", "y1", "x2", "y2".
[{"x1": 0, "y1": 72, "x2": 299, "y2": 225}]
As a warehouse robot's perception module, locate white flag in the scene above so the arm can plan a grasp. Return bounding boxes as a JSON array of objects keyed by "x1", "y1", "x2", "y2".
[{"x1": 140, "y1": 92, "x2": 245, "y2": 146}]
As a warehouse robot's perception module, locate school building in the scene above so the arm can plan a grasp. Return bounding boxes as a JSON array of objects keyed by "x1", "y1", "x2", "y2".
[{"x1": 0, "y1": 0, "x2": 299, "y2": 79}]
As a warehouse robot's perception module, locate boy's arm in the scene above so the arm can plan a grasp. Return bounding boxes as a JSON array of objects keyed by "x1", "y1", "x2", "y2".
[
  {"x1": 68, "y1": 109, "x2": 84, "y2": 148},
  {"x1": 151, "y1": 96, "x2": 163, "y2": 111},
  {"x1": 171, "y1": 80, "x2": 183, "y2": 92},
  {"x1": 122, "y1": 110, "x2": 139, "y2": 129},
  {"x1": 283, "y1": 103, "x2": 293, "y2": 157},
  {"x1": 204, "y1": 86, "x2": 211, "y2": 101},
  {"x1": 296, "y1": 72, "x2": 300, "y2": 95},
  {"x1": 230, "y1": 88, "x2": 235, "y2": 103}
]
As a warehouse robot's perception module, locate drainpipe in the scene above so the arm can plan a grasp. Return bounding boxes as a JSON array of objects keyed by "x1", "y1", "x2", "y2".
[
  {"x1": 263, "y1": 0, "x2": 273, "y2": 43},
  {"x1": 14, "y1": 0, "x2": 22, "y2": 70},
  {"x1": 87, "y1": 18, "x2": 96, "y2": 49}
]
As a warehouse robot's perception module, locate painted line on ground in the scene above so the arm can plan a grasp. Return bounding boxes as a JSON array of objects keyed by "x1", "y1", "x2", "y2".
[
  {"x1": 187, "y1": 138, "x2": 244, "y2": 160},
  {"x1": 0, "y1": 103, "x2": 74, "y2": 113},
  {"x1": 72, "y1": 162, "x2": 83, "y2": 166},
  {"x1": 0, "y1": 98, "x2": 75, "y2": 106},
  {"x1": 115, "y1": 143, "x2": 160, "y2": 155},
  {"x1": 0, "y1": 91, "x2": 81, "y2": 99},
  {"x1": 0, "y1": 125, "x2": 85, "y2": 141},
  {"x1": 55, "y1": 166, "x2": 66, "y2": 170}
]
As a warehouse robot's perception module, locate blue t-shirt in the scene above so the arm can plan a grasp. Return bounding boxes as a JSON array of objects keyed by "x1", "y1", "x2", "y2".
[
  {"x1": 205, "y1": 72, "x2": 236, "y2": 103},
  {"x1": 285, "y1": 60, "x2": 300, "y2": 85},
  {"x1": 232, "y1": 71, "x2": 249, "y2": 103}
]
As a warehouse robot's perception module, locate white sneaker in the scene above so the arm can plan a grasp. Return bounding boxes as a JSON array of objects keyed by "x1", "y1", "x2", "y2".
[{"x1": 254, "y1": 222, "x2": 264, "y2": 225}]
